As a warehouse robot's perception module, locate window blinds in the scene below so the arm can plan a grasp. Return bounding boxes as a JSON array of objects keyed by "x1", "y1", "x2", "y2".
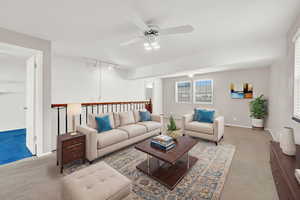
[
  {"x1": 194, "y1": 79, "x2": 213, "y2": 104},
  {"x1": 175, "y1": 81, "x2": 191, "y2": 103},
  {"x1": 294, "y1": 37, "x2": 300, "y2": 120}
]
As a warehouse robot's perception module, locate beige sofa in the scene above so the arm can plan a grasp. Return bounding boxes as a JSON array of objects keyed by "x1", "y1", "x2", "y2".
[
  {"x1": 77, "y1": 110, "x2": 162, "y2": 162},
  {"x1": 182, "y1": 110, "x2": 224, "y2": 145}
]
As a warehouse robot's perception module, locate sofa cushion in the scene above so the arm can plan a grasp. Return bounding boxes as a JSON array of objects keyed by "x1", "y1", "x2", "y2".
[
  {"x1": 113, "y1": 112, "x2": 121, "y2": 128},
  {"x1": 97, "y1": 129, "x2": 128, "y2": 149},
  {"x1": 140, "y1": 111, "x2": 151, "y2": 121},
  {"x1": 62, "y1": 162, "x2": 131, "y2": 200},
  {"x1": 118, "y1": 124, "x2": 147, "y2": 138},
  {"x1": 194, "y1": 108, "x2": 218, "y2": 119},
  {"x1": 194, "y1": 109, "x2": 215, "y2": 123},
  {"x1": 138, "y1": 121, "x2": 162, "y2": 132},
  {"x1": 185, "y1": 121, "x2": 214, "y2": 135},
  {"x1": 133, "y1": 110, "x2": 141, "y2": 123},
  {"x1": 119, "y1": 111, "x2": 135, "y2": 126},
  {"x1": 88, "y1": 113, "x2": 115, "y2": 130},
  {"x1": 95, "y1": 115, "x2": 112, "y2": 132}
]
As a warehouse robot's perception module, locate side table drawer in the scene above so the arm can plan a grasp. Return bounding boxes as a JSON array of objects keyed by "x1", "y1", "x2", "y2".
[
  {"x1": 62, "y1": 146, "x2": 85, "y2": 164},
  {"x1": 63, "y1": 143, "x2": 84, "y2": 153},
  {"x1": 63, "y1": 137, "x2": 85, "y2": 147}
]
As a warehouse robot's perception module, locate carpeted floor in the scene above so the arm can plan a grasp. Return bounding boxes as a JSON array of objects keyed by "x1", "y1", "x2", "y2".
[
  {"x1": 0, "y1": 129, "x2": 33, "y2": 165},
  {"x1": 0, "y1": 126, "x2": 277, "y2": 200},
  {"x1": 64, "y1": 141, "x2": 235, "y2": 200}
]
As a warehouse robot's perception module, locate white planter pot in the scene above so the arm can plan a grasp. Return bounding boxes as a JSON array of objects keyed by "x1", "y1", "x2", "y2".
[
  {"x1": 280, "y1": 127, "x2": 296, "y2": 156},
  {"x1": 252, "y1": 118, "x2": 264, "y2": 128}
]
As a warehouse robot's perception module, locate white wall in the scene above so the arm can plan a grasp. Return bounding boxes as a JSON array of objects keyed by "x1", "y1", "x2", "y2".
[
  {"x1": 267, "y1": 14, "x2": 300, "y2": 144},
  {"x1": 162, "y1": 67, "x2": 270, "y2": 128},
  {"x1": 152, "y1": 78, "x2": 163, "y2": 114},
  {"x1": 51, "y1": 55, "x2": 149, "y2": 150},
  {"x1": 52, "y1": 55, "x2": 146, "y2": 103},
  {"x1": 0, "y1": 57, "x2": 26, "y2": 131}
]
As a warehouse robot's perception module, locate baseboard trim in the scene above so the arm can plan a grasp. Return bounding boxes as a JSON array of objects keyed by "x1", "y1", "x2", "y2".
[
  {"x1": 0, "y1": 128, "x2": 26, "y2": 133},
  {"x1": 225, "y1": 123, "x2": 252, "y2": 129},
  {"x1": 37, "y1": 152, "x2": 52, "y2": 157},
  {"x1": 265, "y1": 128, "x2": 278, "y2": 141}
]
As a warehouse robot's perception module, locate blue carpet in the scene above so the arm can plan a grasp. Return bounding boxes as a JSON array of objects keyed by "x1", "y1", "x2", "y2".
[{"x1": 0, "y1": 129, "x2": 33, "y2": 165}]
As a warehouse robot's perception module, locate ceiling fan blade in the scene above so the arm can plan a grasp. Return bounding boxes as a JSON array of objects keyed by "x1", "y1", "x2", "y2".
[
  {"x1": 120, "y1": 37, "x2": 143, "y2": 46},
  {"x1": 130, "y1": 14, "x2": 150, "y2": 31},
  {"x1": 160, "y1": 25, "x2": 194, "y2": 35}
]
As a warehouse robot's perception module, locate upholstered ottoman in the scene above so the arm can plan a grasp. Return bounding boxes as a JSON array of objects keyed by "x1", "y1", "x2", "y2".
[{"x1": 62, "y1": 162, "x2": 132, "y2": 200}]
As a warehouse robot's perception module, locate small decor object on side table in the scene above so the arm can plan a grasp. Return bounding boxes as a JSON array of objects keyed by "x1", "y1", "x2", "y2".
[
  {"x1": 57, "y1": 132, "x2": 86, "y2": 173},
  {"x1": 280, "y1": 127, "x2": 296, "y2": 156},
  {"x1": 295, "y1": 169, "x2": 300, "y2": 185},
  {"x1": 166, "y1": 115, "x2": 181, "y2": 140}
]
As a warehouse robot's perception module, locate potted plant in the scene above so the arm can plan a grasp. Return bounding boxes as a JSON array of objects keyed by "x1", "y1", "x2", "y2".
[
  {"x1": 249, "y1": 95, "x2": 267, "y2": 128},
  {"x1": 167, "y1": 116, "x2": 181, "y2": 140}
]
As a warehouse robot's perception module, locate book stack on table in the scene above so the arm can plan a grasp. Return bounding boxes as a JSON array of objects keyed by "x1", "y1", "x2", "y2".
[{"x1": 151, "y1": 135, "x2": 176, "y2": 151}]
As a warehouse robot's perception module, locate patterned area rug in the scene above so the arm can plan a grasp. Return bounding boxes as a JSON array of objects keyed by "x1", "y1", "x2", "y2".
[{"x1": 64, "y1": 140, "x2": 235, "y2": 200}]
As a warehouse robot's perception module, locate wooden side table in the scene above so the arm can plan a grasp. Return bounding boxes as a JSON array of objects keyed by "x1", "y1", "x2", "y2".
[{"x1": 57, "y1": 132, "x2": 86, "y2": 173}]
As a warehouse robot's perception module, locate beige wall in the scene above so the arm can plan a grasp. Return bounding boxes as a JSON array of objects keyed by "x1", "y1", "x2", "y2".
[
  {"x1": 162, "y1": 67, "x2": 270, "y2": 127},
  {"x1": 268, "y1": 14, "x2": 300, "y2": 144}
]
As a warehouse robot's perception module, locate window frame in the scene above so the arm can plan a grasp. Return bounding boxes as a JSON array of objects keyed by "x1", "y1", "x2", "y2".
[
  {"x1": 193, "y1": 79, "x2": 214, "y2": 105},
  {"x1": 175, "y1": 80, "x2": 192, "y2": 104},
  {"x1": 293, "y1": 29, "x2": 300, "y2": 122}
]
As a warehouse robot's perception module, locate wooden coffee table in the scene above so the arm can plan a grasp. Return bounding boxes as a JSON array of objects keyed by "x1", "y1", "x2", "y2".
[{"x1": 135, "y1": 135, "x2": 198, "y2": 190}]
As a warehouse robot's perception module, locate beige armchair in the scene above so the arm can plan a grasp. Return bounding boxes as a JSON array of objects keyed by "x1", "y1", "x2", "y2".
[{"x1": 182, "y1": 113, "x2": 224, "y2": 145}]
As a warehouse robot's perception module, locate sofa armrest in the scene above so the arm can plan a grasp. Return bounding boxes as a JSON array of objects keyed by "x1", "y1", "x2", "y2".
[
  {"x1": 76, "y1": 126, "x2": 98, "y2": 161},
  {"x1": 182, "y1": 114, "x2": 193, "y2": 132},
  {"x1": 213, "y1": 116, "x2": 224, "y2": 141},
  {"x1": 183, "y1": 114, "x2": 193, "y2": 124},
  {"x1": 151, "y1": 114, "x2": 162, "y2": 123}
]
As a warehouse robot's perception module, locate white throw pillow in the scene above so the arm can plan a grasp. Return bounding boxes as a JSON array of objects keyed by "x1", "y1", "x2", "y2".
[
  {"x1": 87, "y1": 113, "x2": 115, "y2": 130},
  {"x1": 133, "y1": 110, "x2": 141, "y2": 123},
  {"x1": 113, "y1": 112, "x2": 121, "y2": 128},
  {"x1": 119, "y1": 111, "x2": 135, "y2": 126}
]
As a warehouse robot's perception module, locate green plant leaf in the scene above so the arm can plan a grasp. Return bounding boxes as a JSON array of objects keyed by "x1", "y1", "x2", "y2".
[
  {"x1": 167, "y1": 115, "x2": 177, "y2": 131},
  {"x1": 249, "y1": 95, "x2": 267, "y2": 119}
]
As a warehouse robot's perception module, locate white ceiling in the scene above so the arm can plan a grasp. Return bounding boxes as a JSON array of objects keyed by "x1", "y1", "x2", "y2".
[{"x1": 0, "y1": 0, "x2": 299, "y2": 76}]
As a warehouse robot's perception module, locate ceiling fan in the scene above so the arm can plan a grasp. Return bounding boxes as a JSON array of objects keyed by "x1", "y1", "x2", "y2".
[{"x1": 120, "y1": 16, "x2": 194, "y2": 51}]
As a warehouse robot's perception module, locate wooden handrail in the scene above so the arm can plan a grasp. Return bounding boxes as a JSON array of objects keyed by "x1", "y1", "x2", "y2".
[
  {"x1": 51, "y1": 99, "x2": 153, "y2": 137},
  {"x1": 51, "y1": 100, "x2": 151, "y2": 108}
]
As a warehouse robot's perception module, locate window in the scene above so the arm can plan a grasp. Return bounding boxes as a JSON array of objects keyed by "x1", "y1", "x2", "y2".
[
  {"x1": 175, "y1": 81, "x2": 192, "y2": 103},
  {"x1": 293, "y1": 32, "x2": 300, "y2": 121},
  {"x1": 193, "y1": 79, "x2": 213, "y2": 104}
]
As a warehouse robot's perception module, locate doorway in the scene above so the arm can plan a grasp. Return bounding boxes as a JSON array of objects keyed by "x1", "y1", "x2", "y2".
[{"x1": 0, "y1": 43, "x2": 42, "y2": 165}]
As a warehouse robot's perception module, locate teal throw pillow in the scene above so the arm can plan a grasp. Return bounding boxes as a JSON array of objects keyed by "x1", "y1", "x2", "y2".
[
  {"x1": 197, "y1": 109, "x2": 215, "y2": 123},
  {"x1": 95, "y1": 115, "x2": 112, "y2": 132},
  {"x1": 140, "y1": 111, "x2": 151, "y2": 121}
]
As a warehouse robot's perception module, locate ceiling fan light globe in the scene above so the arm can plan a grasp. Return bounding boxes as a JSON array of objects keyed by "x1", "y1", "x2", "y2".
[
  {"x1": 153, "y1": 44, "x2": 160, "y2": 49},
  {"x1": 144, "y1": 42, "x2": 150, "y2": 47},
  {"x1": 151, "y1": 42, "x2": 158, "y2": 46},
  {"x1": 145, "y1": 46, "x2": 152, "y2": 51}
]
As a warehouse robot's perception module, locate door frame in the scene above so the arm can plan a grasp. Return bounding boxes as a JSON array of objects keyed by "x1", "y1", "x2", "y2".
[{"x1": 0, "y1": 28, "x2": 52, "y2": 156}]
